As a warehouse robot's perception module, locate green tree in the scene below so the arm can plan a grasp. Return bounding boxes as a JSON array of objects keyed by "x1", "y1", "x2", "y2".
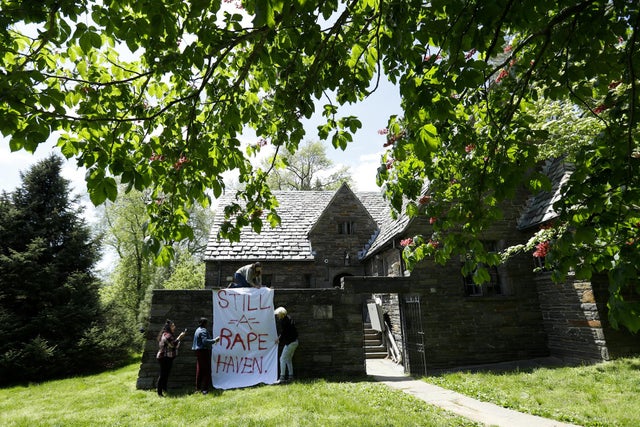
[
  {"x1": 100, "y1": 188, "x2": 167, "y2": 329},
  {"x1": 0, "y1": 156, "x2": 133, "y2": 384},
  {"x1": 526, "y1": 92, "x2": 604, "y2": 163},
  {"x1": 2, "y1": 1, "x2": 639, "y2": 330},
  {"x1": 265, "y1": 140, "x2": 352, "y2": 190},
  {"x1": 162, "y1": 251, "x2": 206, "y2": 290},
  {"x1": 100, "y1": 186, "x2": 213, "y2": 329}
]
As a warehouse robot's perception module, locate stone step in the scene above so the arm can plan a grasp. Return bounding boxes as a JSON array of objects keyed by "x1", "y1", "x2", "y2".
[
  {"x1": 364, "y1": 343, "x2": 387, "y2": 351},
  {"x1": 366, "y1": 351, "x2": 388, "y2": 359},
  {"x1": 364, "y1": 324, "x2": 386, "y2": 359}
]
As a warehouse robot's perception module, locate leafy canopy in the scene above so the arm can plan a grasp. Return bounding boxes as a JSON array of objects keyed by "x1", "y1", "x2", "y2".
[
  {"x1": 374, "y1": 1, "x2": 640, "y2": 331},
  {"x1": 1, "y1": 1, "x2": 640, "y2": 328}
]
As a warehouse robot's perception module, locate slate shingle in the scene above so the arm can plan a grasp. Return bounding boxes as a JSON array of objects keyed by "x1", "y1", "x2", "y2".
[
  {"x1": 517, "y1": 158, "x2": 573, "y2": 230},
  {"x1": 204, "y1": 187, "x2": 390, "y2": 261}
]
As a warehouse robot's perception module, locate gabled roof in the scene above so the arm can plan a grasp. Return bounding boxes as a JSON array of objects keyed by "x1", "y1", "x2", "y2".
[
  {"x1": 204, "y1": 186, "x2": 390, "y2": 262},
  {"x1": 205, "y1": 158, "x2": 569, "y2": 263},
  {"x1": 361, "y1": 181, "x2": 431, "y2": 258},
  {"x1": 363, "y1": 210, "x2": 412, "y2": 257},
  {"x1": 307, "y1": 183, "x2": 377, "y2": 235},
  {"x1": 517, "y1": 158, "x2": 573, "y2": 230}
]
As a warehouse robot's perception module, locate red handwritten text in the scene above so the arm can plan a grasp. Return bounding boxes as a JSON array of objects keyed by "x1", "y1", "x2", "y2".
[{"x1": 216, "y1": 289, "x2": 272, "y2": 311}]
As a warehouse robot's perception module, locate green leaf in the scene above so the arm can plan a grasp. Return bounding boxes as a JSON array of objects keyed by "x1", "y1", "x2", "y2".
[
  {"x1": 418, "y1": 124, "x2": 439, "y2": 153},
  {"x1": 89, "y1": 176, "x2": 118, "y2": 205}
]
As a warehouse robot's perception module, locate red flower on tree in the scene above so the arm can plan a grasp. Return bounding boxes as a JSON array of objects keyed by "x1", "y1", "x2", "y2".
[
  {"x1": 400, "y1": 238, "x2": 413, "y2": 247},
  {"x1": 593, "y1": 104, "x2": 608, "y2": 114},
  {"x1": 496, "y1": 68, "x2": 509, "y2": 83},
  {"x1": 173, "y1": 155, "x2": 189, "y2": 170},
  {"x1": 419, "y1": 195, "x2": 430, "y2": 204},
  {"x1": 533, "y1": 241, "x2": 550, "y2": 258}
]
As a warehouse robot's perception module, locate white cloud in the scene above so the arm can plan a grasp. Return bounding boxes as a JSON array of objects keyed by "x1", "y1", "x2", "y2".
[
  {"x1": 336, "y1": 150, "x2": 382, "y2": 192},
  {"x1": 0, "y1": 137, "x2": 96, "y2": 220}
]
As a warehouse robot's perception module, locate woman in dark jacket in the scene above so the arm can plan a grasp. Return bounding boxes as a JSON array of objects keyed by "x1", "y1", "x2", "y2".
[
  {"x1": 156, "y1": 319, "x2": 186, "y2": 396},
  {"x1": 191, "y1": 317, "x2": 220, "y2": 394},
  {"x1": 275, "y1": 307, "x2": 298, "y2": 382}
]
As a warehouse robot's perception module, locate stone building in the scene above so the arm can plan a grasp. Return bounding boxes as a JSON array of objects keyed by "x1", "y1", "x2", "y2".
[
  {"x1": 137, "y1": 161, "x2": 639, "y2": 389},
  {"x1": 203, "y1": 161, "x2": 640, "y2": 373}
]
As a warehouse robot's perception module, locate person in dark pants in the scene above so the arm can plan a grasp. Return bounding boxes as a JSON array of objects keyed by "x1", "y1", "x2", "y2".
[
  {"x1": 191, "y1": 317, "x2": 220, "y2": 395},
  {"x1": 229, "y1": 262, "x2": 262, "y2": 288},
  {"x1": 275, "y1": 306, "x2": 298, "y2": 383},
  {"x1": 156, "y1": 319, "x2": 186, "y2": 397}
]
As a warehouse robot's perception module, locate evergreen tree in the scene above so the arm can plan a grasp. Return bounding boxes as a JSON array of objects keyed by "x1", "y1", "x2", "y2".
[{"x1": 0, "y1": 155, "x2": 126, "y2": 384}]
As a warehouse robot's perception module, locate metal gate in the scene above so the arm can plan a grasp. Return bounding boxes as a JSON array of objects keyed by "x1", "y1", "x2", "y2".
[{"x1": 400, "y1": 294, "x2": 427, "y2": 376}]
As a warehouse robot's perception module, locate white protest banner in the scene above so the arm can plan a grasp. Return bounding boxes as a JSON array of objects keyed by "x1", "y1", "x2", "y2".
[{"x1": 212, "y1": 287, "x2": 278, "y2": 389}]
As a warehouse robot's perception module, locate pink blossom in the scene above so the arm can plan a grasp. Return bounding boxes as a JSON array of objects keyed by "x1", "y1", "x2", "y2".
[
  {"x1": 465, "y1": 144, "x2": 475, "y2": 153},
  {"x1": 400, "y1": 238, "x2": 413, "y2": 247},
  {"x1": 496, "y1": 69, "x2": 509, "y2": 83},
  {"x1": 429, "y1": 217, "x2": 437, "y2": 224},
  {"x1": 593, "y1": 104, "x2": 608, "y2": 114},
  {"x1": 419, "y1": 195, "x2": 430, "y2": 204},
  {"x1": 173, "y1": 155, "x2": 189, "y2": 170},
  {"x1": 533, "y1": 241, "x2": 550, "y2": 258}
]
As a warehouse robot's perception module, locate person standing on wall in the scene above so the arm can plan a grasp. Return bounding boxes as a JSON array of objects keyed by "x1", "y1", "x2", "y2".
[
  {"x1": 156, "y1": 319, "x2": 186, "y2": 397},
  {"x1": 275, "y1": 306, "x2": 298, "y2": 383},
  {"x1": 192, "y1": 317, "x2": 220, "y2": 395},
  {"x1": 230, "y1": 262, "x2": 262, "y2": 288}
]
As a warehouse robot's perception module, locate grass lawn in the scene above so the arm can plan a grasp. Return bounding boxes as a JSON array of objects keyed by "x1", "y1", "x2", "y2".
[
  {"x1": 0, "y1": 361, "x2": 479, "y2": 427},
  {"x1": 422, "y1": 356, "x2": 640, "y2": 427}
]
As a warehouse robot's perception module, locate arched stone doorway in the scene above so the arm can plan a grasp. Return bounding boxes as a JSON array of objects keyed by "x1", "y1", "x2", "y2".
[{"x1": 333, "y1": 272, "x2": 353, "y2": 288}]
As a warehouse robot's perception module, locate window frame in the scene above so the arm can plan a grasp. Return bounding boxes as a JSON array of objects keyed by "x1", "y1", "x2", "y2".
[
  {"x1": 337, "y1": 220, "x2": 355, "y2": 235},
  {"x1": 461, "y1": 241, "x2": 503, "y2": 297}
]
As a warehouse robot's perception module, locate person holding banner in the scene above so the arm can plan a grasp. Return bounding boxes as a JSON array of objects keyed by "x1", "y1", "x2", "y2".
[
  {"x1": 230, "y1": 262, "x2": 262, "y2": 288},
  {"x1": 156, "y1": 320, "x2": 186, "y2": 397},
  {"x1": 275, "y1": 306, "x2": 298, "y2": 383},
  {"x1": 192, "y1": 317, "x2": 220, "y2": 395}
]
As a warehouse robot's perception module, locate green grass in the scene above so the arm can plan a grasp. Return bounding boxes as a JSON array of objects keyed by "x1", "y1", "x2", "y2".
[
  {"x1": 422, "y1": 357, "x2": 640, "y2": 427},
  {"x1": 0, "y1": 361, "x2": 479, "y2": 427}
]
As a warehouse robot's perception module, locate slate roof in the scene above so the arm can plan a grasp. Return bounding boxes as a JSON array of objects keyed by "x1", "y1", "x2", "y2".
[
  {"x1": 517, "y1": 157, "x2": 573, "y2": 230},
  {"x1": 364, "y1": 209, "x2": 411, "y2": 257},
  {"x1": 204, "y1": 186, "x2": 392, "y2": 262},
  {"x1": 205, "y1": 157, "x2": 568, "y2": 263}
]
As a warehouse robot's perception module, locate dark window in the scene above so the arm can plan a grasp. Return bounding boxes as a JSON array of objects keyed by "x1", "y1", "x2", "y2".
[
  {"x1": 337, "y1": 221, "x2": 355, "y2": 235},
  {"x1": 461, "y1": 241, "x2": 502, "y2": 297}
]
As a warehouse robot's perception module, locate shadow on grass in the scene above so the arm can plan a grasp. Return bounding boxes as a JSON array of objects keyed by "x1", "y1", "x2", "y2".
[{"x1": 423, "y1": 356, "x2": 571, "y2": 378}]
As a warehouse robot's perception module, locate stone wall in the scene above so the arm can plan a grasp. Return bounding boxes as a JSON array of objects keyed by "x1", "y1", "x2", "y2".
[
  {"x1": 136, "y1": 288, "x2": 366, "y2": 391},
  {"x1": 345, "y1": 270, "x2": 549, "y2": 371},
  {"x1": 535, "y1": 273, "x2": 640, "y2": 363},
  {"x1": 206, "y1": 260, "x2": 366, "y2": 289}
]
